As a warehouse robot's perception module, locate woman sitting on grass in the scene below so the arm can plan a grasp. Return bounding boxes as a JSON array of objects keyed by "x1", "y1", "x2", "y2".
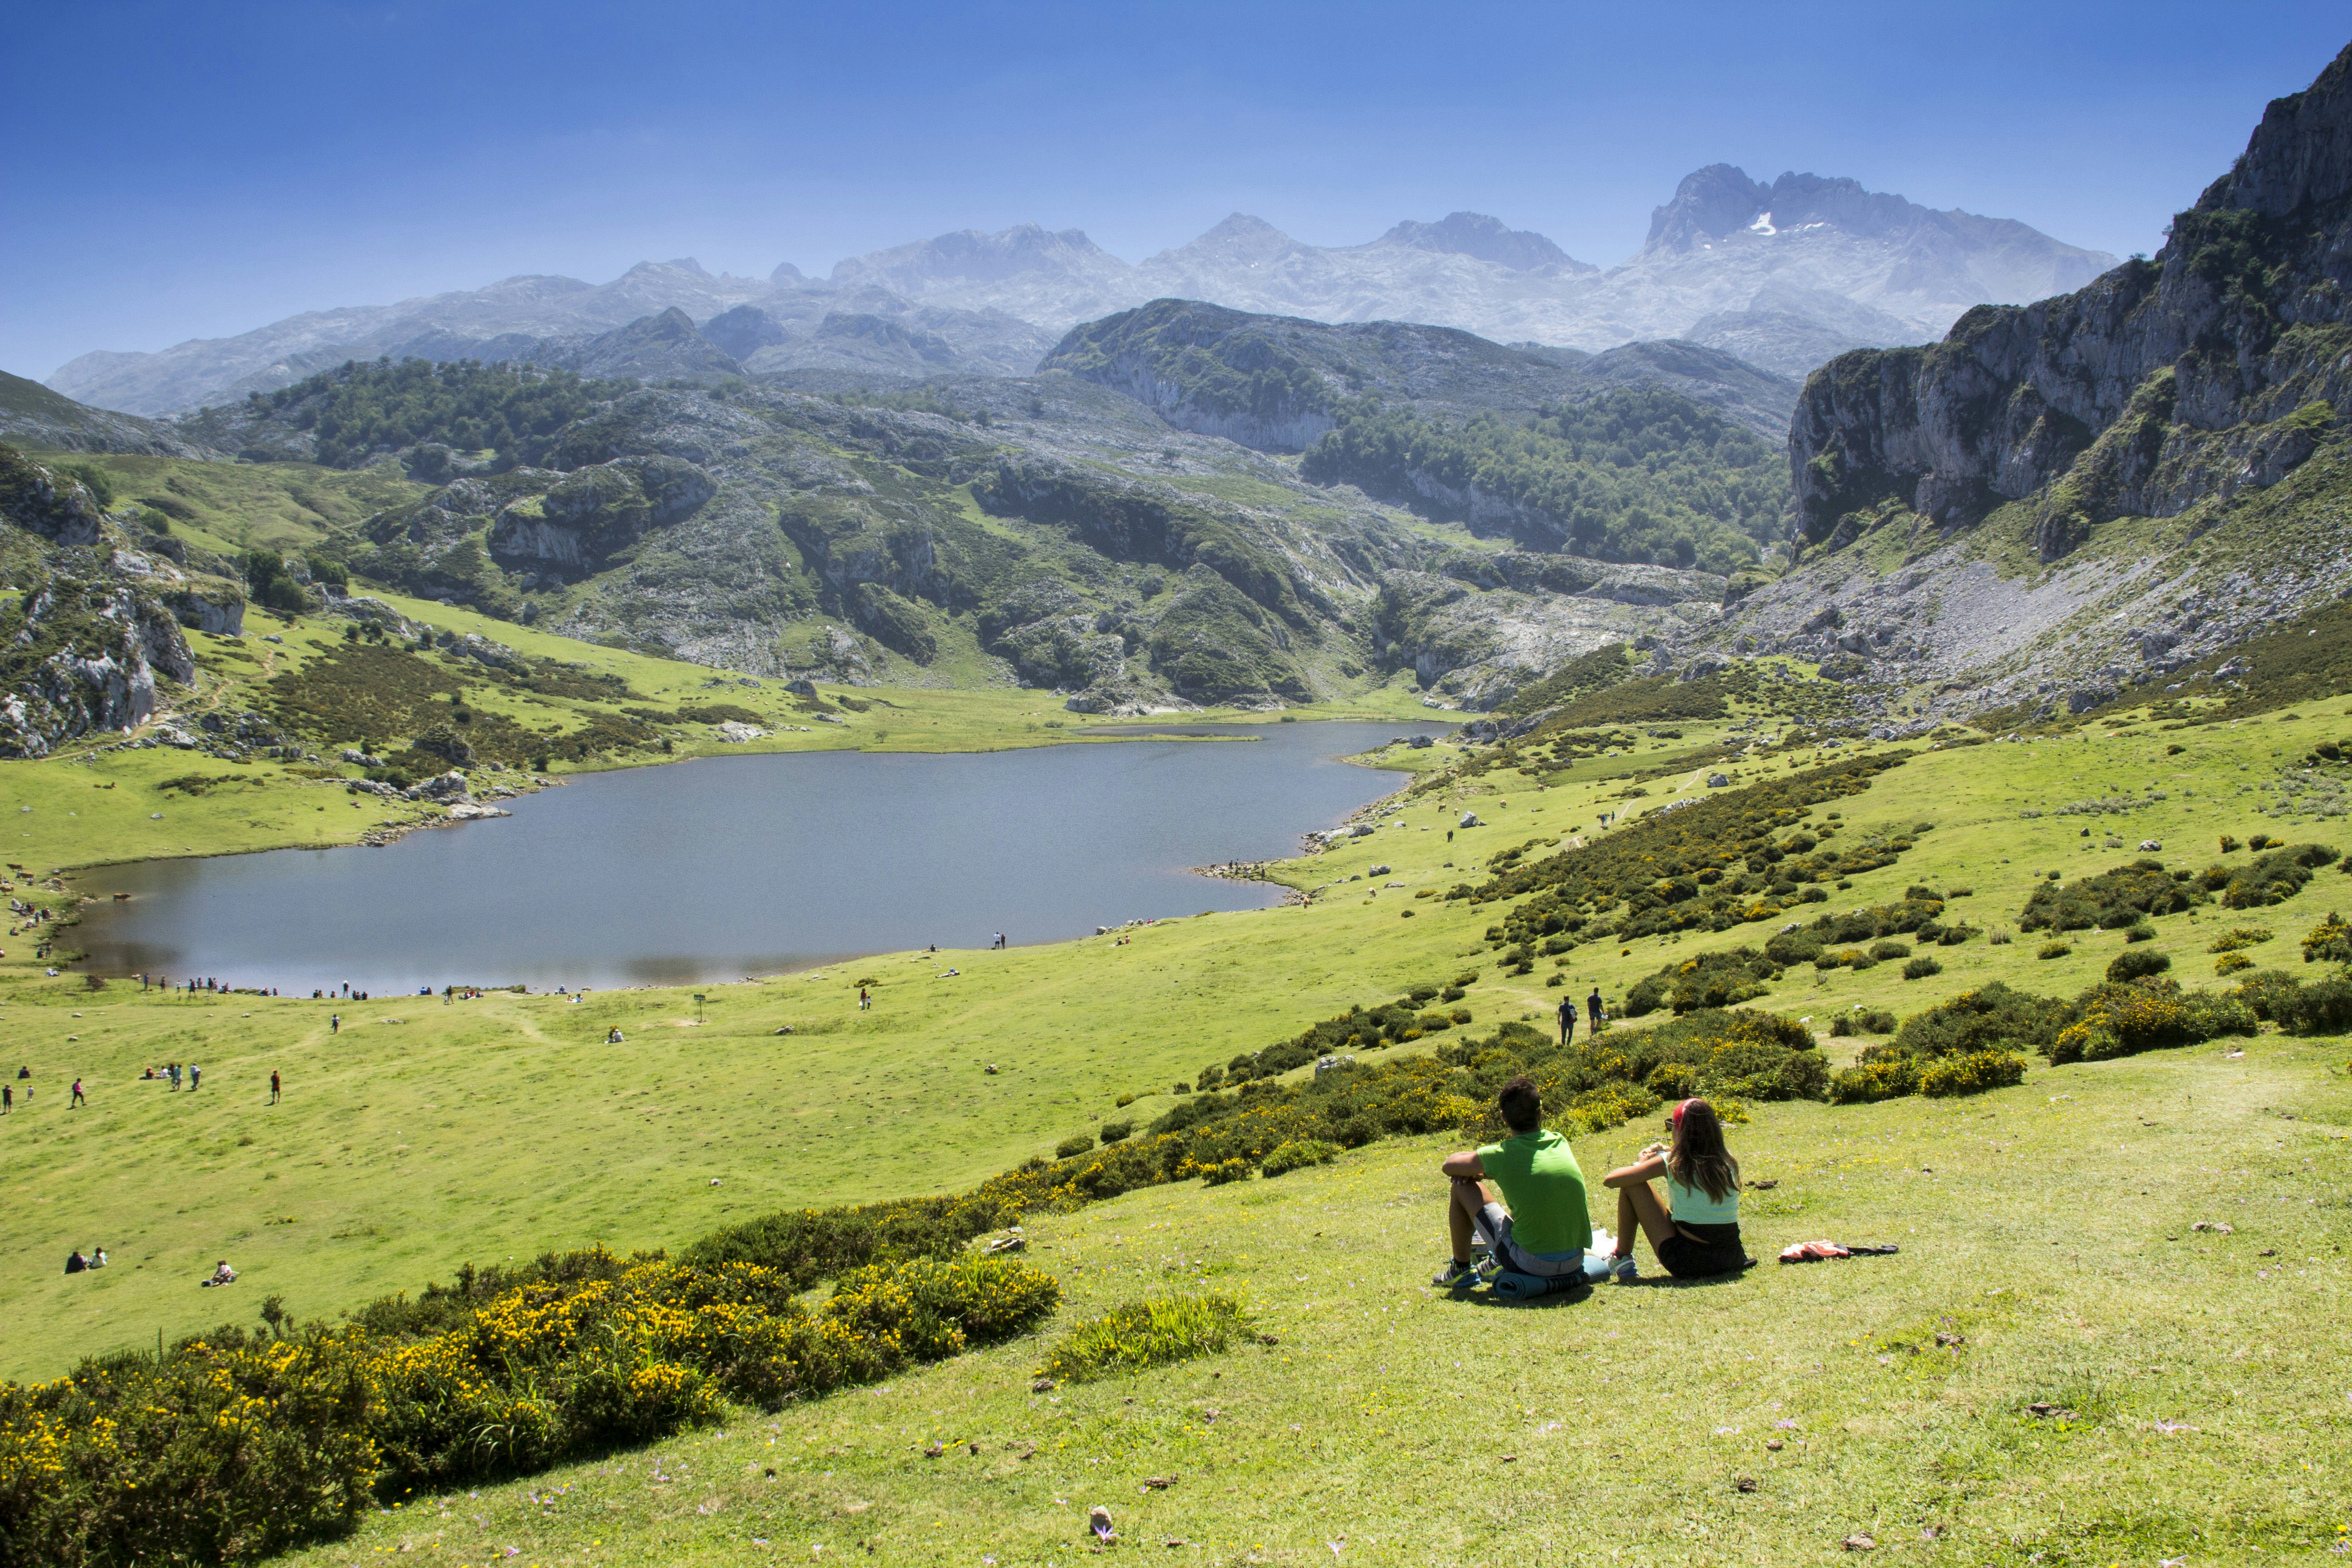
[{"x1": 1600, "y1": 1098, "x2": 1748, "y2": 1282}]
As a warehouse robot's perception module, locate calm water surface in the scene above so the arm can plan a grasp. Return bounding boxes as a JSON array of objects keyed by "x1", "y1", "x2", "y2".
[{"x1": 76, "y1": 720, "x2": 1449, "y2": 992}]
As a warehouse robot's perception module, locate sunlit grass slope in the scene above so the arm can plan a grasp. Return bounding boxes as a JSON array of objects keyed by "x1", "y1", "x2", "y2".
[
  {"x1": 270, "y1": 1042, "x2": 2350, "y2": 1567},
  {"x1": 12, "y1": 694, "x2": 2352, "y2": 1390}
]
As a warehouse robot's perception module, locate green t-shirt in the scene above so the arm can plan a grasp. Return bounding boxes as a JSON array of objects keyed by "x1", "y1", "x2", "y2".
[{"x1": 1475, "y1": 1128, "x2": 1592, "y2": 1255}]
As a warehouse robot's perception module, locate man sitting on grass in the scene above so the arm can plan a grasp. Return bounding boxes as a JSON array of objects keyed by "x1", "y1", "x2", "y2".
[{"x1": 1433, "y1": 1074, "x2": 1596, "y2": 1288}]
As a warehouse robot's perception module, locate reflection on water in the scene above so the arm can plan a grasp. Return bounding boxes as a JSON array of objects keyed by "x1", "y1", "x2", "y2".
[{"x1": 77, "y1": 720, "x2": 1450, "y2": 993}]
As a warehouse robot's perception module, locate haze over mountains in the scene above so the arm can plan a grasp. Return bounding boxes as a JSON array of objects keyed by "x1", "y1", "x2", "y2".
[{"x1": 48, "y1": 165, "x2": 2116, "y2": 416}]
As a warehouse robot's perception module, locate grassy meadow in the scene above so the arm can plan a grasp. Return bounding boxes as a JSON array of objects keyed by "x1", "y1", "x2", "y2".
[
  {"x1": 7, "y1": 604, "x2": 2352, "y2": 1561},
  {"x1": 260, "y1": 1037, "x2": 2350, "y2": 1567}
]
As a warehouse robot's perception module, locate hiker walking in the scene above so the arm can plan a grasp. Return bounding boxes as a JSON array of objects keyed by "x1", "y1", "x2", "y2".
[
  {"x1": 858, "y1": 986, "x2": 872, "y2": 1011},
  {"x1": 1557, "y1": 995, "x2": 1575, "y2": 1047},
  {"x1": 269, "y1": 1070, "x2": 280, "y2": 1105},
  {"x1": 3, "y1": 1083, "x2": 11, "y2": 1113},
  {"x1": 189, "y1": 1064, "x2": 201, "y2": 1091},
  {"x1": 70, "y1": 1078, "x2": 84, "y2": 1108},
  {"x1": 330, "y1": 1014, "x2": 339, "y2": 1035},
  {"x1": 1587, "y1": 987, "x2": 1605, "y2": 1032}
]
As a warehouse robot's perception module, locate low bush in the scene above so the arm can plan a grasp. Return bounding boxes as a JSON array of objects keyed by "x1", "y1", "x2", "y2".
[
  {"x1": 2300, "y1": 911, "x2": 2352, "y2": 965},
  {"x1": 2106, "y1": 949, "x2": 2172, "y2": 982},
  {"x1": 2047, "y1": 981, "x2": 2256, "y2": 1063},
  {"x1": 1622, "y1": 947, "x2": 1777, "y2": 1016},
  {"x1": 1902, "y1": 956, "x2": 1944, "y2": 980},
  {"x1": 2123, "y1": 923, "x2": 2157, "y2": 943},
  {"x1": 0, "y1": 1253, "x2": 1057, "y2": 1568},
  {"x1": 1260, "y1": 1139, "x2": 1341, "y2": 1177},
  {"x1": 1191, "y1": 1156, "x2": 1254, "y2": 1186},
  {"x1": 1099, "y1": 1121, "x2": 1134, "y2": 1144},
  {"x1": 2220, "y1": 843, "x2": 2341, "y2": 908},
  {"x1": 2209, "y1": 926, "x2": 2275, "y2": 953},
  {"x1": 1916, "y1": 1050, "x2": 2029, "y2": 1098},
  {"x1": 2038, "y1": 942, "x2": 2072, "y2": 960},
  {"x1": 1871, "y1": 939, "x2": 1912, "y2": 961},
  {"x1": 1038, "y1": 1293, "x2": 1249, "y2": 1383},
  {"x1": 2215, "y1": 953, "x2": 2255, "y2": 975},
  {"x1": 1054, "y1": 1134, "x2": 1095, "y2": 1158},
  {"x1": 2020, "y1": 858, "x2": 2204, "y2": 932}
]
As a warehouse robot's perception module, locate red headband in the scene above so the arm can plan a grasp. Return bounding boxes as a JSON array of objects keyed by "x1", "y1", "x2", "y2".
[{"x1": 1671, "y1": 1098, "x2": 1696, "y2": 1133}]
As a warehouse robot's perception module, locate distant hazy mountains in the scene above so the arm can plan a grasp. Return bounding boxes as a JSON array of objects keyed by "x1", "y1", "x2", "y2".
[{"x1": 48, "y1": 167, "x2": 2116, "y2": 415}]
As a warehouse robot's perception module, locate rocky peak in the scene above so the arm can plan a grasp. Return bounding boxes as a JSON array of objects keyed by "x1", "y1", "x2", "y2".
[
  {"x1": 1377, "y1": 211, "x2": 1587, "y2": 273},
  {"x1": 830, "y1": 223, "x2": 1124, "y2": 292},
  {"x1": 1788, "y1": 39, "x2": 2352, "y2": 546},
  {"x1": 1644, "y1": 165, "x2": 1772, "y2": 252},
  {"x1": 2193, "y1": 42, "x2": 2352, "y2": 219},
  {"x1": 1150, "y1": 214, "x2": 1302, "y2": 269},
  {"x1": 568, "y1": 309, "x2": 743, "y2": 384}
]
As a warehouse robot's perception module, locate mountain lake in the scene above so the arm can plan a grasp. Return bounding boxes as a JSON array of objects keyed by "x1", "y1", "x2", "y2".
[{"x1": 72, "y1": 719, "x2": 1455, "y2": 993}]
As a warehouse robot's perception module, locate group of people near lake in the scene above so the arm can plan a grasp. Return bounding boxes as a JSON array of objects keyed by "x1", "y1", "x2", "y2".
[{"x1": 1437, "y1": 1078, "x2": 1748, "y2": 1289}]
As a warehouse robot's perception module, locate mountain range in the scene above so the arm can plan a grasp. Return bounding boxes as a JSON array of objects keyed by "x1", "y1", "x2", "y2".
[{"x1": 45, "y1": 168, "x2": 2115, "y2": 416}]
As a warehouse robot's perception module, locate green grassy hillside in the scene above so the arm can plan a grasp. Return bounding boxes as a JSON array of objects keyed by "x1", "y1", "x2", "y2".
[
  {"x1": 6, "y1": 673, "x2": 2352, "y2": 1564},
  {"x1": 270, "y1": 1043, "x2": 2351, "y2": 1566}
]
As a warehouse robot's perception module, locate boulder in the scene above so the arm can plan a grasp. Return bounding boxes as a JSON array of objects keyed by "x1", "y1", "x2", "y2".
[
  {"x1": 713, "y1": 720, "x2": 765, "y2": 743},
  {"x1": 1707, "y1": 772, "x2": 1731, "y2": 788},
  {"x1": 1460, "y1": 811, "x2": 1483, "y2": 828}
]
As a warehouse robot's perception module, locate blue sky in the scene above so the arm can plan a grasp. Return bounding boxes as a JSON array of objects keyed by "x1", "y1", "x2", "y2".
[{"x1": 5, "y1": 1, "x2": 2346, "y2": 382}]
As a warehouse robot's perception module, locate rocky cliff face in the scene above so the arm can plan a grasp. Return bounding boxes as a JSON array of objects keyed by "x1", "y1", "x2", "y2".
[
  {"x1": 1691, "y1": 43, "x2": 2352, "y2": 730},
  {"x1": 0, "y1": 445, "x2": 200, "y2": 757},
  {"x1": 1790, "y1": 42, "x2": 2352, "y2": 547}
]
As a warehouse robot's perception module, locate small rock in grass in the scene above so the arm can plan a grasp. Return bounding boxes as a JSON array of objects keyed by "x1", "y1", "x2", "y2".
[
  {"x1": 1765, "y1": 1439, "x2": 1784, "y2": 1451},
  {"x1": 923, "y1": 1441, "x2": 943, "y2": 1459},
  {"x1": 1842, "y1": 1535, "x2": 1877, "y2": 1552},
  {"x1": 1735, "y1": 1475, "x2": 1757, "y2": 1492},
  {"x1": 1031, "y1": 1377, "x2": 1056, "y2": 1393},
  {"x1": 1141, "y1": 1476, "x2": 1174, "y2": 1490}
]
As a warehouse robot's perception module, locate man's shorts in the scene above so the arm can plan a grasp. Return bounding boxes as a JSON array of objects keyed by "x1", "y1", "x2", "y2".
[{"x1": 1475, "y1": 1202, "x2": 1608, "y2": 1282}]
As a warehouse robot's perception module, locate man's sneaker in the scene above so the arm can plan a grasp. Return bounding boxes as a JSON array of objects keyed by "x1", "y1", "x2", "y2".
[
  {"x1": 1607, "y1": 1254, "x2": 1640, "y2": 1284},
  {"x1": 1432, "y1": 1258, "x2": 1481, "y2": 1289}
]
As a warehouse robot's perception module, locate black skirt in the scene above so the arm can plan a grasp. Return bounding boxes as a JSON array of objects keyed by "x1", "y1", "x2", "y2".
[{"x1": 1656, "y1": 1220, "x2": 1747, "y2": 1278}]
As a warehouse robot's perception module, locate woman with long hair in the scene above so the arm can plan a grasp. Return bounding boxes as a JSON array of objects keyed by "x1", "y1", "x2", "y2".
[{"x1": 1598, "y1": 1097, "x2": 1748, "y2": 1281}]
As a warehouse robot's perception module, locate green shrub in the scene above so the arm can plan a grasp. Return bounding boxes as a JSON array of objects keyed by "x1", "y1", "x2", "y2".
[
  {"x1": 1055, "y1": 1134, "x2": 1095, "y2": 1158},
  {"x1": 1830, "y1": 1058, "x2": 1917, "y2": 1103},
  {"x1": 1828, "y1": 1013, "x2": 1856, "y2": 1037},
  {"x1": 2215, "y1": 953, "x2": 2254, "y2": 975},
  {"x1": 1098, "y1": 1121, "x2": 1134, "y2": 1145},
  {"x1": 1622, "y1": 946, "x2": 1778, "y2": 1016},
  {"x1": 1901, "y1": 956, "x2": 1944, "y2": 980},
  {"x1": 1038, "y1": 1292, "x2": 1249, "y2": 1383},
  {"x1": 1916, "y1": 1050, "x2": 2028, "y2": 1097},
  {"x1": 2020, "y1": 858, "x2": 2204, "y2": 931},
  {"x1": 2300, "y1": 911, "x2": 2352, "y2": 965},
  {"x1": 2123, "y1": 923, "x2": 2157, "y2": 943},
  {"x1": 0, "y1": 1253, "x2": 1058, "y2": 1568},
  {"x1": 1261, "y1": 1139, "x2": 1341, "y2": 1177},
  {"x1": 1871, "y1": 939, "x2": 1912, "y2": 960},
  {"x1": 2221, "y1": 843, "x2": 2341, "y2": 908},
  {"x1": 2047, "y1": 982, "x2": 2256, "y2": 1063},
  {"x1": 2038, "y1": 942, "x2": 2072, "y2": 960},
  {"x1": 1194, "y1": 1157, "x2": 1254, "y2": 1186},
  {"x1": 2106, "y1": 949, "x2": 2171, "y2": 982}
]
